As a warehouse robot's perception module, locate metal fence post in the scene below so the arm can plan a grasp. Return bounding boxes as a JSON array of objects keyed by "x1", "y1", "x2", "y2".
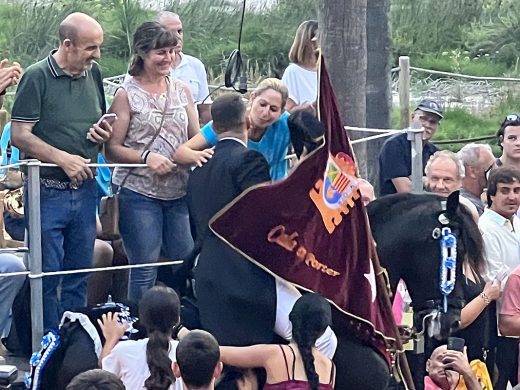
[
  {"x1": 408, "y1": 120, "x2": 424, "y2": 193},
  {"x1": 399, "y1": 56, "x2": 410, "y2": 129},
  {"x1": 27, "y1": 160, "x2": 43, "y2": 351}
]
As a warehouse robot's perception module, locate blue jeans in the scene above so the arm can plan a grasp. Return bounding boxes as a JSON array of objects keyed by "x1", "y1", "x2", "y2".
[
  {"x1": 0, "y1": 254, "x2": 26, "y2": 337},
  {"x1": 118, "y1": 188, "x2": 193, "y2": 304},
  {"x1": 25, "y1": 180, "x2": 97, "y2": 331}
]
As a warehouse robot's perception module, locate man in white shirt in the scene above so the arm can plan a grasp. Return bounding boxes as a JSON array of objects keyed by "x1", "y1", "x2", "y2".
[
  {"x1": 157, "y1": 11, "x2": 212, "y2": 125},
  {"x1": 479, "y1": 166, "x2": 520, "y2": 390}
]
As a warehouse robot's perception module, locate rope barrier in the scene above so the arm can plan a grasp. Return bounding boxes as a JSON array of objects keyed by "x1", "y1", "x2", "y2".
[
  {"x1": 409, "y1": 66, "x2": 520, "y2": 82},
  {"x1": 351, "y1": 131, "x2": 405, "y2": 145},
  {"x1": 433, "y1": 134, "x2": 495, "y2": 145},
  {"x1": 345, "y1": 126, "x2": 406, "y2": 134},
  {"x1": 1, "y1": 259, "x2": 184, "y2": 279}
]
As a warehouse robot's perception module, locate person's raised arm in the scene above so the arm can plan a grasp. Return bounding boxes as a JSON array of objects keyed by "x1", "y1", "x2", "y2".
[
  {"x1": 460, "y1": 280, "x2": 500, "y2": 329},
  {"x1": 170, "y1": 84, "x2": 214, "y2": 166},
  {"x1": 97, "y1": 312, "x2": 127, "y2": 365},
  {"x1": 441, "y1": 350, "x2": 480, "y2": 390},
  {"x1": 220, "y1": 344, "x2": 276, "y2": 369}
]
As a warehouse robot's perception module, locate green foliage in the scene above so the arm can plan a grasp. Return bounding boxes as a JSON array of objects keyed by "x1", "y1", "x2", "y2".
[
  {"x1": 414, "y1": 53, "x2": 510, "y2": 77},
  {"x1": 463, "y1": 5, "x2": 520, "y2": 69},
  {"x1": 391, "y1": 0, "x2": 484, "y2": 56},
  {"x1": 165, "y1": 0, "x2": 317, "y2": 79},
  {"x1": 0, "y1": 0, "x2": 89, "y2": 65}
]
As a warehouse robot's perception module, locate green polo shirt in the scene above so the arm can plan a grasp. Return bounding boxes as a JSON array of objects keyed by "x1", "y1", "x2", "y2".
[{"x1": 11, "y1": 51, "x2": 106, "y2": 180}]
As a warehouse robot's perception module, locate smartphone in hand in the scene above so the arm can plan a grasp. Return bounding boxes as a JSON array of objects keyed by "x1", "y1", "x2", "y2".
[
  {"x1": 447, "y1": 336, "x2": 465, "y2": 352},
  {"x1": 96, "y1": 113, "x2": 117, "y2": 126}
]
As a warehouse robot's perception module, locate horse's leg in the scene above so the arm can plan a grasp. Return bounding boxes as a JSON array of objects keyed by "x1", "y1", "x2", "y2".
[{"x1": 333, "y1": 333, "x2": 390, "y2": 390}]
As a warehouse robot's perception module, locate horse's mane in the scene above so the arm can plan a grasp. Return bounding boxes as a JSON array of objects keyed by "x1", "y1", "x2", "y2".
[
  {"x1": 456, "y1": 199, "x2": 486, "y2": 275},
  {"x1": 368, "y1": 192, "x2": 485, "y2": 273},
  {"x1": 368, "y1": 192, "x2": 441, "y2": 225}
]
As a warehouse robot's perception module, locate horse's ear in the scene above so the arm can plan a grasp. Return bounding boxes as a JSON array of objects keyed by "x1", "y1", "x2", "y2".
[{"x1": 445, "y1": 190, "x2": 460, "y2": 219}]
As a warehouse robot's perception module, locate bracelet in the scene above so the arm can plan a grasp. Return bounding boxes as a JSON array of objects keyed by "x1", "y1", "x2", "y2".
[
  {"x1": 480, "y1": 292, "x2": 491, "y2": 306},
  {"x1": 141, "y1": 150, "x2": 151, "y2": 164}
]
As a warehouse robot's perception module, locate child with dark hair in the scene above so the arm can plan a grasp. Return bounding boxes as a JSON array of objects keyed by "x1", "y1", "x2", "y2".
[
  {"x1": 172, "y1": 330, "x2": 222, "y2": 389},
  {"x1": 99, "y1": 286, "x2": 183, "y2": 390},
  {"x1": 219, "y1": 293, "x2": 335, "y2": 390},
  {"x1": 66, "y1": 369, "x2": 125, "y2": 390}
]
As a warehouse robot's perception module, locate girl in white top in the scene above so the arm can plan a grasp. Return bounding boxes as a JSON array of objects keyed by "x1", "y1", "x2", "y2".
[
  {"x1": 281, "y1": 20, "x2": 319, "y2": 113},
  {"x1": 99, "y1": 286, "x2": 183, "y2": 390}
]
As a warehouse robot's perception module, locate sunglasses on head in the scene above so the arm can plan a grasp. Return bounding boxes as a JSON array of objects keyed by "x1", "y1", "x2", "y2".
[{"x1": 504, "y1": 114, "x2": 520, "y2": 124}]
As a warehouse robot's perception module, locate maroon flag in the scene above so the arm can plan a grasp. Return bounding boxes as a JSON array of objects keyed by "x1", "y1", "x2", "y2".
[{"x1": 210, "y1": 57, "x2": 397, "y2": 362}]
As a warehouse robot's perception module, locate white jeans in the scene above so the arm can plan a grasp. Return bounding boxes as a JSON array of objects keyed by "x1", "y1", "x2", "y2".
[{"x1": 274, "y1": 278, "x2": 338, "y2": 358}]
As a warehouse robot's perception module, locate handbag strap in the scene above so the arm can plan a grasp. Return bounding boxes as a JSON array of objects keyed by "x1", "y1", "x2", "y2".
[{"x1": 112, "y1": 77, "x2": 172, "y2": 194}]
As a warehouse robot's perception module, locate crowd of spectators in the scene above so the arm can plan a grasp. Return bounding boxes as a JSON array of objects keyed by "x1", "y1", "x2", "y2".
[{"x1": 379, "y1": 102, "x2": 520, "y2": 389}]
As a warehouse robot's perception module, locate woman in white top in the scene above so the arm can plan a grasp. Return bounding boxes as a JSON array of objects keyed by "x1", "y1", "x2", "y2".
[
  {"x1": 281, "y1": 20, "x2": 319, "y2": 113},
  {"x1": 99, "y1": 286, "x2": 183, "y2": 390}
]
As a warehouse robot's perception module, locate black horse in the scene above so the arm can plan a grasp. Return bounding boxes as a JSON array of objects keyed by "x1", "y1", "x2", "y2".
[{"x1": 366, "y1": 190, "x2": 484, "y2": 389}]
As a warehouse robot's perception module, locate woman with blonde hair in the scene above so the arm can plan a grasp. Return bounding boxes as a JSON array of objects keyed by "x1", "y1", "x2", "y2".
[
  {"x1": 188, "y1": 78, "x2": 291, "y2": 181},
  {"x1": 282, "y1": 20, "x2": 319, "y2": 113}
]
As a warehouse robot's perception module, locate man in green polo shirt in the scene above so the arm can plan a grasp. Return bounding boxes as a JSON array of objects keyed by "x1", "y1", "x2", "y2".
[{"x1": 10, "y1": 12, "x2": 113, "y2": 330}]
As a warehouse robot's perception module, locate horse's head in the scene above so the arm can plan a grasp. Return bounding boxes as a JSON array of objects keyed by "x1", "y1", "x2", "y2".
[{"x1": 367, "y1": 191, "x2": 483, "y2": 341}]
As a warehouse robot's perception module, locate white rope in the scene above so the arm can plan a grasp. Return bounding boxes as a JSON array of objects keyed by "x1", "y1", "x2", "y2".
[
  {"x1": 1, "y1": 259, "x2": 184, "y2": 279},
  {"x1": 1, "y1": 270, "x2": 30, "y2": 277},
  {"x1": 38, "y1": 162, "x2": 147, "y2": 168},
  {"x1": 345, "y1": 126, "x2": 406, "y2": 134},
  {"x1": 410, "y1": 66, "x2": 520, "y2": 82},
  {"x1": 351, "y1": 131, "x2": 406, "y2": 145},
  {"x1": 0, "y1": 161, "x2": 25, "y2": 169}
]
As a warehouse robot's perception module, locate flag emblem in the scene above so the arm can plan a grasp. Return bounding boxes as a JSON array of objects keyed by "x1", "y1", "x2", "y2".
[{"x1": 309, "y1": 152, "x2": 360, "y2": 234}]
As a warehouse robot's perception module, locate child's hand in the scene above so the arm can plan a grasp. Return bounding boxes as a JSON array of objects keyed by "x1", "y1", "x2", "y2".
[{"x1": 98, "y1": 312, "x2": 127, "y2": 343}]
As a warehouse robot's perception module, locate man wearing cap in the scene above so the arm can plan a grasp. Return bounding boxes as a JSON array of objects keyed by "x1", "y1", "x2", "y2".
[{"x1": 378, "y1": 99, "x2": 443, "y2": 196}]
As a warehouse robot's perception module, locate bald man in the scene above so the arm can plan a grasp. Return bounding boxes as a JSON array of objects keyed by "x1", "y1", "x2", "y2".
[
  {"x1": 157, "y1": 11, "x2": 212, "y2": 125},
  {"x1": 11, "y1": 12, "x2": 113, "y2": 330},
  {"x1": 425, "y1": 345, "x2": 481, "y2": 390}
]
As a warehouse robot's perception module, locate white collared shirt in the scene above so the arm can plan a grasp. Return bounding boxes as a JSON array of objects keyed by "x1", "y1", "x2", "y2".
[
  {"x1": 479, "y1": 208, "x2": 520, "y2": 283},
  {"x1": 170, "y1": 53, "x2": 211, "y2": 104},
  {"x1": 219, "y1": 136, "x2": 247, "y2": 148}
]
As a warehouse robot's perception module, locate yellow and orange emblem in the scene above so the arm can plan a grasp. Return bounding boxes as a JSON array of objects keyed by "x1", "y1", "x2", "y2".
[{"x1": 309, "y1": 152, "x2": 360, "y2": 234}]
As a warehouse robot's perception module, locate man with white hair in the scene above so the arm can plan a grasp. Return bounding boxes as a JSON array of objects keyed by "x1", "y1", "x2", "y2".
[
  {"x1": 157, "y1": 11, "x2": 212, "y2": 125},
  {"x1": 425, "y1": 150, "x2": 465, "y2": 196},
  {"x1": 425, "y1": 150, "x2": 479, "y2": 219},
  {"x1": 457, "y1": 143, "x2": 496, "y2": 215}
]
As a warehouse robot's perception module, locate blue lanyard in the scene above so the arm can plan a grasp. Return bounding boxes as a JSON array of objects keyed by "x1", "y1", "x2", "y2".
[{"x1": 439, "y1": 227, "x2": 457, "y2": 312}]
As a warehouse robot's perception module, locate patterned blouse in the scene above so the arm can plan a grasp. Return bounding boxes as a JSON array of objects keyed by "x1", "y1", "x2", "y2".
[{"x1": 112, "y1": 76, "x2": 190, "y2": 200}]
